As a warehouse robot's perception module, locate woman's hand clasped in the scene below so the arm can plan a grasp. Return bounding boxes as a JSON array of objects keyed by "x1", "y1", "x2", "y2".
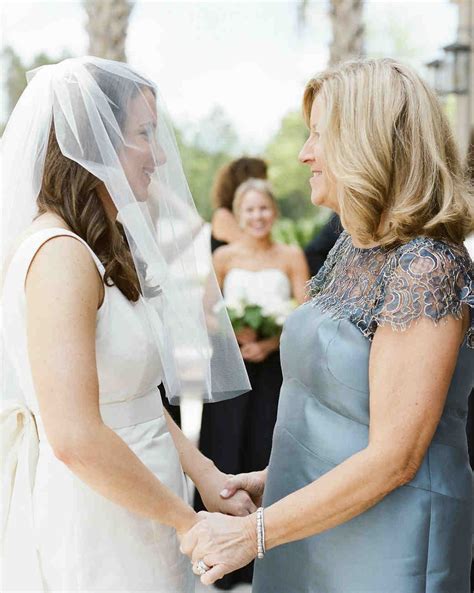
[
  {"x1": 235, "y1": 327, "x2": 258, "y2": 345},
  {"x1": 196, "y1": 466, "x2": 257, "y2": 516},
  {"x1": 240, "y1": 336, "x2": 279, "y2": 363},
  {"x1": 180, "y1": 511, "x2": 257, "y2": 585},
  {"x1": 220, "y1": 469, "x2": 267, "y2": 507}
]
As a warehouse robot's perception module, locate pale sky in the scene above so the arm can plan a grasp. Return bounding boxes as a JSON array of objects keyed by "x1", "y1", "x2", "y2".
[{"x1": 1, "y1": 0, "x2": 458, "y2": 150}]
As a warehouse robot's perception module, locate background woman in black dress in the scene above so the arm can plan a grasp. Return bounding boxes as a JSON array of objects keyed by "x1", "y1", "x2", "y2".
[
  {"x1": 195, "y1": 179, "x2": 308, "y2": 589},
  {"x1": 161, "y1": 156, "x2": 267, "y2": 426},
  {"x1": 210, "y1": 156, "x2": 268, "y2": 252}
]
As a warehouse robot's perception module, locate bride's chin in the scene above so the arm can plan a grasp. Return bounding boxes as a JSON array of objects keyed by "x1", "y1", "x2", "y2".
[
  {"x1": 248, "y1": 230, "x2": 270, "y2": 239},
  {"x1": 134, "y1": 188, "x2": 150, "y2": 202}
]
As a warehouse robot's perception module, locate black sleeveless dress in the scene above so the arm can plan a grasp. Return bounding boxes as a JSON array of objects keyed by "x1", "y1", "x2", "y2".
[{"x1": 194, "y1": 233, "x2": 284, "y2": 589}]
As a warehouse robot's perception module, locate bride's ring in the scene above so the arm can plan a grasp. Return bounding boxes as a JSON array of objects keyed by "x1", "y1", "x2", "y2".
[{"x1": 194, "y1": 559, "x2": 210, "y2": 576}]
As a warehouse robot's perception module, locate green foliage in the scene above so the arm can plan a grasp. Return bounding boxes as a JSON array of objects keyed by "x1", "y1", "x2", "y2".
[
  {"x1": 227, "y1": 303, "x2": 281, "y2": 339},
  {"x1": 2, "y1": 46, "x2": 70, "y2": 124},
  {"x1": 175, "y1": 107, "x2": 240, "y2": 221},
  {"x1": 272, "y1": 213, "x2": 330, "y2": 248},
  {"x1": 3, "y1": 47, "x2": 26, "y2": 118},
  {"x1": 176, "y1": 132, "x2": 229, "y2": 221},
  {"x1": 177, "y1": 107, "x2": 318, "y2": 223},
  {"x1": 265, "y1": 110, "x2": 314, "y2": 219},
  {"x1": 176, "y1": 106, "x2": 324, "y2": 229}
]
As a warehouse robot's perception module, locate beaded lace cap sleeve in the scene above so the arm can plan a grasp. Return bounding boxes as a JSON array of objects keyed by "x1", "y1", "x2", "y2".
[{"x1": 307, "y1": 231, "x2": 473, "y2": 348}]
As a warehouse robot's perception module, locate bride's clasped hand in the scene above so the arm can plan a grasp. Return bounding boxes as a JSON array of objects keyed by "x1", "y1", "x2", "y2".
[
  {"x1": 190, "y1": 467, "x2": 258, "y2": 519},
  {"x1": 180, "y1": 511, "x2": 257, "y2": 586},
  {"x1": 180, "y1": 470, "x2": 267, "y2": 584}
]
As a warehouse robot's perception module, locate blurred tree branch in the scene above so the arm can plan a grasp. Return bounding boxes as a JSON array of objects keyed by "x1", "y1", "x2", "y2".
[
  {"x1": 1, "y1": 47, "x2": 70, "y2": 132},
  {"x1": 84, "y1": 0, "x2": 134, "y2": 62}
]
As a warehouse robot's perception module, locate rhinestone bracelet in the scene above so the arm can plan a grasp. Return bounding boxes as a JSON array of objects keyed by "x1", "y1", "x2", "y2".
[{"x1": 256, "y1": 507, "x2": 266, "y2": 559}]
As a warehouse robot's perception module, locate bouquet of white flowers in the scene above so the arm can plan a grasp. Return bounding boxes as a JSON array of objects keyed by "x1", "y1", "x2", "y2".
[{"x1": 225, "y1": 297, "x2": 297, "y2": 338}]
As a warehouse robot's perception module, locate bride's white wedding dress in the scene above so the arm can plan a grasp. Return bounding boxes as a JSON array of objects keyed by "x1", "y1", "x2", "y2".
[{"x1": 2, "y1": 228, "x2": 194, "y2": 592}]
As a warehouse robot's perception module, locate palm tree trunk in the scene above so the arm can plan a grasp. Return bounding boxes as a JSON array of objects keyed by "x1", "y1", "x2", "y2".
[
  {"x1": 84, "y1": 0, "x2": 134, "y2": 62},
  {"x1": 298, "y1": 0, "x2": 365, "y2": 66},
  {"x1": 328, "y1": 0, "x2": 365, "y2": 66}
]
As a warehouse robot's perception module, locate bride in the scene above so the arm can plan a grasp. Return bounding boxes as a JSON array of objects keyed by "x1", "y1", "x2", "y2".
[{"x1": 0, "y1": 57, "x2": 252, "y2": 592}]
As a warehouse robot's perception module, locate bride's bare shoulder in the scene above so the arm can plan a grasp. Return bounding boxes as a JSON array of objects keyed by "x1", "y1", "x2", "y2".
[
  {"x1": 17, "y1": 213, "x2": 102, "y2": 306},
  {"x1": 9, "y1": 213, "x2": 70, "y2": 253},
  {"x1": 4, "y1": 213, "x2": 71, "y2": 273},
  {"x1": 25, "y1": 234, "x2": 103, "y2": 311},
  {"x1": 23, "y1": 212, "x2": 71, "y2": 237}
]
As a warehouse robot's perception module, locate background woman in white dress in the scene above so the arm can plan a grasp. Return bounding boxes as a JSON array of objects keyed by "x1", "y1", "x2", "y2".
[
  {"x1": 1, "y1": 57, "x2": 253, "y2": 593},
  {"x1": 198, "y1": 179, "x2": 309, "y2": 589}
]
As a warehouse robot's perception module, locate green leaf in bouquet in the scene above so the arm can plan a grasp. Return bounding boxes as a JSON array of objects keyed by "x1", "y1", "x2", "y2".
[
  {"x1": 260, "y1": 316, "x2": 281, "y2": 338},
  {"x1": 234, "y1": 319, "x2": 246, "y2": 333},
  {"x1": 226, "y1": 306, "x2": 245, "y2": 333},
  {"x1": 243, "y1": 304, "x2": 264, "y2": 330}
]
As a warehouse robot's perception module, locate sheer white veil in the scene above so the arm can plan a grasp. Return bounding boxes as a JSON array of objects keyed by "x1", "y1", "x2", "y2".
[{"x1": 1, "y1": 56, "x2": 250, "y2": 403}]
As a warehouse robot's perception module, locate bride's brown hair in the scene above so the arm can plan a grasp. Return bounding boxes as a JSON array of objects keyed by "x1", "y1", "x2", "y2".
[
  {"x1": 36, "y1": 67, "x2": 155, "y2": 302},
  {"x1": 37, "y1": 127, "x2": 140, "y2": 301}
]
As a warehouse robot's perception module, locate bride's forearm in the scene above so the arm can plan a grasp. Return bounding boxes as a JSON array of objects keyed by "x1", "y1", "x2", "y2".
[
  {"x1": 57, "y1": 421, "x2": 196, "y2": 534},
  {"x1": 164, "y1": 409, "x2": 217, "y2": 486},
  {"x1": 259, "y1": 335, "x2": 280, "y2": 354}
]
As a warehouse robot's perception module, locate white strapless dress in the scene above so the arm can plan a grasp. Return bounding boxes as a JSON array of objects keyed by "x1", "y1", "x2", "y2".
[
  {"x1": 223, "y1": 268, "x2": 292, "y2": 309},
  {"x1": 1, "y1": 228, "x2": 194, "y2": 592}
]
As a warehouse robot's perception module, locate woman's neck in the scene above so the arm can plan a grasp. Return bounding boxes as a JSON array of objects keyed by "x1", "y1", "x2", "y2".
[
  {"x1": 240, "y1": 234, "x2": 273, "y2": 253},
  {"x1": 346, "y1": 213, "x2": 388, "y2": 249},
  {"x1": 34, "y1": 210, "x2": 71, "y2": 230}
]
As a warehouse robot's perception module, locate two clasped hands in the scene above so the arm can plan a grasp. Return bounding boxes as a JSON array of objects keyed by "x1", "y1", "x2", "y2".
[{"x1": 179, "y1": 469, "x2": 267, "y2": 585}]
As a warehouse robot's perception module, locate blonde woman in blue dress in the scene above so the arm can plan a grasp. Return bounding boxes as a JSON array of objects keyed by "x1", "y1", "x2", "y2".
[
  {"x1": 181, "y1": 58, "x2": 474, "y2": 593},
  {"x1": 1, "y1": 57, "x2": 253, "y2": 593}
]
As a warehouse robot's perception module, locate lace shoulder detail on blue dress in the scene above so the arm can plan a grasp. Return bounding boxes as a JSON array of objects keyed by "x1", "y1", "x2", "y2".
[
  {"x1": 305, "y1": 230, "x2": 349, "y2": 294},
  {"x1": 307, "y1": 231, "x2": 474, "y2": 348}
]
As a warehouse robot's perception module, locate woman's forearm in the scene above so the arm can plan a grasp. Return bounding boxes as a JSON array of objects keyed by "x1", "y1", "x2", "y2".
[
  {"x1": 260, "y1": 335, "x2": 280, "y2": 353},
  {"x1": 264, "y1": 445, "x2": 406, "y2": 549},
  {"x1": 57, "y1": 421, "x2": 196, "y2": 534},
  {"x1": 164, "y1": 409, "x2": 217, "y2": 487}
]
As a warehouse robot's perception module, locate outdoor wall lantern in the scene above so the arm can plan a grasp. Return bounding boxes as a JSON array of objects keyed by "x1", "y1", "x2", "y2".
[
  {"x1": 426, "y1": 42, "x2": 470, "y2": 96},
  {"x1": 442, "y1": 42, "x2": 471, "y2": 95},
  {"x1": 426, "y1": 58, "x2": 447, "y2": 95}
]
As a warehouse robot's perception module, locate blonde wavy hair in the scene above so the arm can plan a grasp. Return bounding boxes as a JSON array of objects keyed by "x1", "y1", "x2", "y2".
[
  {"x1": 232, "y1": 178, "x2": 279, "y2": 220},
  {"x1": 303, "y1": 58, "x2": 474, "y2": 246}
]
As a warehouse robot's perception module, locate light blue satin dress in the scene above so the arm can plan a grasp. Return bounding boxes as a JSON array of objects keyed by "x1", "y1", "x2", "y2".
[{"x1": 253, "y1": 232, "x2": 473, "y2": 593}]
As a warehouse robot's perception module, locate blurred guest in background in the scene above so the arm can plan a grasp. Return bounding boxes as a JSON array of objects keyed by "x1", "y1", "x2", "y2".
[
  {"x1": 161, "y1": 158, "x2": 267, "y2": 425},
  {"x1": 304, "y1": 211, "x2": 342, "y2": 276},
  {"x1": 211, "y1": 157, "x2": 268, "y2": 252},
  {"x1": 195, "y1": 178, "x2": 309, "y2": 589}
]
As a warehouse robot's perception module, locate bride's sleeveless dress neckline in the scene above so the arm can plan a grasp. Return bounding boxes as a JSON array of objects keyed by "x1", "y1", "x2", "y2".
[{"x1": 1, "y1": 227, "x2": 194, "y2": 592}]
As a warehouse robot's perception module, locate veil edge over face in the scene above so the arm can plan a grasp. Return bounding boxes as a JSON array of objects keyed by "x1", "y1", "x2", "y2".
[{"x1": 1, "y1": 56, "x2": 250, "y2": 404}]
